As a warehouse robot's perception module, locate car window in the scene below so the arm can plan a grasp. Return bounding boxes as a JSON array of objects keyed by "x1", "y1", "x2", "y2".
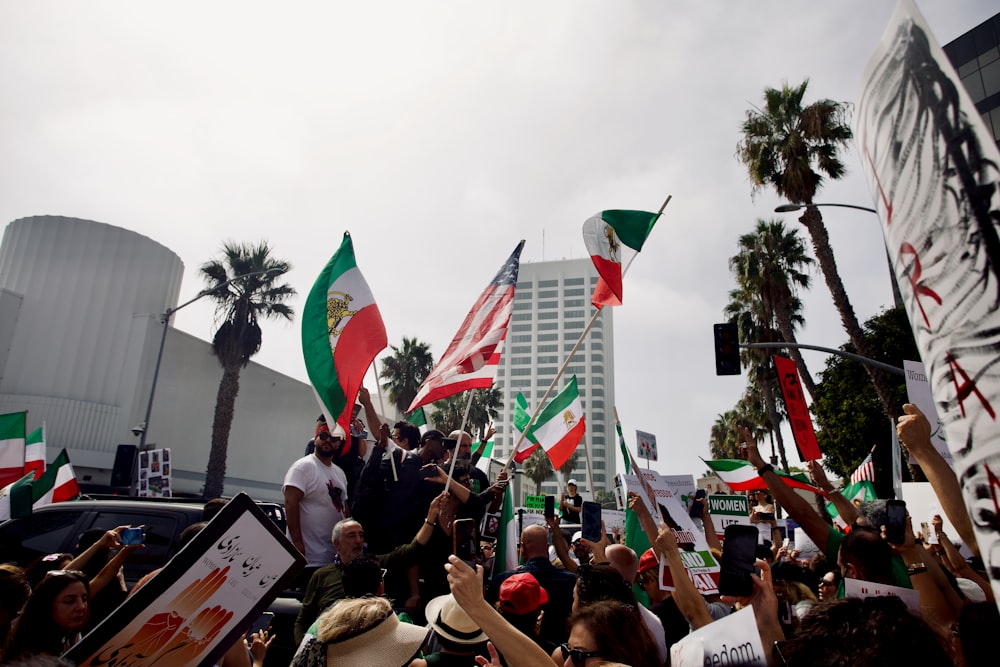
[
  {"x1": 0, "y1": 510, "x2": 85, "y2": 564},
  {"x1": 86, "y1": 511, "x2": 182, "y2": 579}
]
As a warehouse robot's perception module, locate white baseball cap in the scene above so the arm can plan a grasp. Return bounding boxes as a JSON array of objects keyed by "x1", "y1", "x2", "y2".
[{"x1": 567, "y1": 479, "x2": 578, "y2": 486}]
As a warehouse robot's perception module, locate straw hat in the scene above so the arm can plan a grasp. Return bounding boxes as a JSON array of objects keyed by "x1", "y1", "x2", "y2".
[
  {"x1": 323, "y1": 609, "x2": 428, "y2": 667},
  {"x1": 424, "y1": 594, "x2": 488, "y2": 645}
]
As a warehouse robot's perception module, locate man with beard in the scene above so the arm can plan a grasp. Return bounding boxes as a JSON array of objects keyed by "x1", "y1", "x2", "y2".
[{"x1": 284, "y1": 420, "x2": 350, "y2": 587}]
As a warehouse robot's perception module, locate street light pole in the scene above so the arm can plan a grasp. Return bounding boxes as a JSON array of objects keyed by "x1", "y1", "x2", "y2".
[
  {"x1": 774, "y1": 202, "x2": 904, "y2": 308},
  {"x1": 137, "y1": 268, "x2": 278, "y2": 452}
]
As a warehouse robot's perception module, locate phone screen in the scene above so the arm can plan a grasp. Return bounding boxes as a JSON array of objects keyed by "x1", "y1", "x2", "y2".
[
  {"x1": 581, "y1": 501, "x2": 602, "y2": 542},
  {"x1": 544, "y1": 495, "x2": 555, "y2": 519},
  {"x1": 120, "y1": 527, "x2": 143, "y2": 545},
  {"x1": 249, "y1": 612, "x2": 273, "y2": 636},
  {"x1": 885, "y1": 500, "x2": 907, "y2": 544},
  {"x1": 453, "y1": 518, "x2": 478, "y2": 566},
  {"x1": 719, "y1": 524, "x2": 758, "y2": 597}
]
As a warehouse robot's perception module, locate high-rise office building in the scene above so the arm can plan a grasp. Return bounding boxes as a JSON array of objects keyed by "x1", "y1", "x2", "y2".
[
  {"x1": 493, "y1": 258, "x2": 615, "y2": 500},
  {"x1": 943, "y1": 11, "x2": 1000, "y2": 149}
]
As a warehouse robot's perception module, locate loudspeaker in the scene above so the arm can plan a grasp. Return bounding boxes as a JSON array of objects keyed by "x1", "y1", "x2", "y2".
[{"x1": 110, "y1": 444, "x2": 137, "y2": 487}]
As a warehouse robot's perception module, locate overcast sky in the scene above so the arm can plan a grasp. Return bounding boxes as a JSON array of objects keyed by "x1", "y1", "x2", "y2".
[{"x1": 1, "y1": 1, "x2": 995, "y2": 484}]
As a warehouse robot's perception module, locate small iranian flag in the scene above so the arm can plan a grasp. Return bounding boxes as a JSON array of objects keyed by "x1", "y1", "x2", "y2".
[
  {"x1": 703, "y1": 459, "x2": 828, "y2": 497},
  {"x1": 533, "y1": 376, "x2": 585, "y2": 470},
  {"x1": 0, "y1": 411, "x2": 27, "y2": 487},
  {"x1": 0, "y1": 472, "x2": 35, "y2": 521},
  {"x1": 303, "y1": 233, "x2": 388, "y2": 435},
  {"x1": 407, "y1": 407, "x2": 430, "y2": 435},
  {"x1": 494, "y1": 485, "x2": 519, "y2": 572},
  {"x1": 25, "y1": 424, "x2": 46, "y2": 480},
  {"x1": 582, "y1": 210, "x2": 660, "y2": 308},
  {"x1": 32, "y1": 449, "x2": 80, "y2": 508},
  {"x1": 512, "y1": 393, "x2": 539, "y2": 463}
]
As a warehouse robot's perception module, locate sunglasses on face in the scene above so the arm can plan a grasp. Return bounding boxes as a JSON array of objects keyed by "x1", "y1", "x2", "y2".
[{"x1": 559, "y1": 643, "x2": 601, "y2": 667}]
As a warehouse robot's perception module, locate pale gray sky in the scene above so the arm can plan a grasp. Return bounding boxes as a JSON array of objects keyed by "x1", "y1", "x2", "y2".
[{"x1": 1, "y1": 1, "x2": 995, "y2": 482}]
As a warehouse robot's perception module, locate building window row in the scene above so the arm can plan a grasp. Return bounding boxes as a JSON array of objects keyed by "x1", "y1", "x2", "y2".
[
  {"x1": 512, "y1": 313, "x2": 532, "y2": 321},
  {"x1": 539, "y1": 280, "x2": 559, "y2": 288}
]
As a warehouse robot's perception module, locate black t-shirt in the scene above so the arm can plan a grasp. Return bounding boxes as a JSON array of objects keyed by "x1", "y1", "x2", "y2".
[{"x1": 561, "y1": 493, "x2": 582, "y2": 520}]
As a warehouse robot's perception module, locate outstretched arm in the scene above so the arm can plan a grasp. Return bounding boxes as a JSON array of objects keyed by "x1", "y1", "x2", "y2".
[
  {"x1": 740, "y1": 426, "x2": 831, "y2": 554},
  {"x1": 897, "y1": 404, "x2": 978, "y2": 558},
  {"x1": 807, "y1": 459, "x2": 858, "y2": 526}
]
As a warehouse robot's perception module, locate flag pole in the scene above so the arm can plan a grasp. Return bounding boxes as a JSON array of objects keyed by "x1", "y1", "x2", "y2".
[
  {"x1": 502, "y1": 306, "x2": 602, "y2": 476},
  {"x1": 444, "y1": 390, "x2": 477, "y2": 494},
  {"x1": 373, "y1": 359, "x2": 397, "y2": 482}
]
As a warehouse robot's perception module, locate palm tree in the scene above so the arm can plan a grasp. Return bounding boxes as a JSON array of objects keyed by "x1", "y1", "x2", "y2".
[
  {"x1": 557, "y1": 450, "x2": 580, "y2": 485},
  {"x1": 737, "y1": 79, "x2": 898, "y2": 420},
  {"x1": 429, "y1": 387, "x2": 502, "y2": 437},
  {"x1": 522, "y1": 448, "x2": 552, "y2": 495},
  {"x1": 201, "y1": 241, "x2": 295, "y2": 499},
  {"x1": 380, "y1": 337, "x2": 434, "y2": 416},
  {"x1": 729, "y1": 219, "x2": 817, "y2": 399}
]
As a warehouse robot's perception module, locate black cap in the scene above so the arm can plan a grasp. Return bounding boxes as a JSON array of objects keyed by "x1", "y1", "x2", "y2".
[{"x1": 421, "y1": 429, "x2": 445, "y2": 444}]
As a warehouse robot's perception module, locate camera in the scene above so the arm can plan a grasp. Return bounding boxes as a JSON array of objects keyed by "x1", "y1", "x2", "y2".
[{"x1": 131, "y1": 424, "x2": 146, "y2": 437}]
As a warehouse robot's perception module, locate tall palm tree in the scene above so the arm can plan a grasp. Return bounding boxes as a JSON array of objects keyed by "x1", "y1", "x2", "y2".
[
  {"x1": 201, "y1": 241, "x2": 295, "y2": 499},
  {"x1": 737, "y1": 79, "x2": 898, "y2": 420},
  {"x1": 380, "y1": 337, "x2": 434, "y2": 417},
  {"x1": 729, "y1": 219, "x2": 817, "y2": 399},
  {"x1": 724, "y1": 294, "x2": 793, "y2": 472},
  {"x1": 522, "y1": 448, "x2": 552, "y2": 495},
  {"x1": 557, "y1": 449, "x2": 580, "y2": 485}
]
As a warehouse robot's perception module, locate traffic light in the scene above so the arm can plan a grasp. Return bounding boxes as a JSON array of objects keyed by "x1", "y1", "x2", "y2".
[{"x1": 713, "y1": 322, "x2": 741, "y2": 375}]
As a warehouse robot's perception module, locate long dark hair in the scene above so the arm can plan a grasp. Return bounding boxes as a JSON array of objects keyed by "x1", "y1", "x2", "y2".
[
  {"x1": 568, "y1": 600, "x2": 660, "y2": 667},
  {"x1": 5, "y1": 570, "x2": 89, "y2": 661}
]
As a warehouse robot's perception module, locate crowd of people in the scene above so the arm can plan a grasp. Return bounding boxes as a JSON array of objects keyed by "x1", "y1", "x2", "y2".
[{"x1": 3, "y1": 394, "x2": 999, "y2": 666}]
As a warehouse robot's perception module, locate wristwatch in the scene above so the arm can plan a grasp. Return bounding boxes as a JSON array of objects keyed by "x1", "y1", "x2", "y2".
[{"x1": 757, "y1": 463, "x2": 774, "y2": 475}]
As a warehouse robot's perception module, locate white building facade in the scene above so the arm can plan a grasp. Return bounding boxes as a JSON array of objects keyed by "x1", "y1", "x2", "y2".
[
  {"x1": 493, "y1": 258, "x2": 615, "y2": 500},
  {"x1": 0, "y1": 216, "x2": 318, "y2": 501}
]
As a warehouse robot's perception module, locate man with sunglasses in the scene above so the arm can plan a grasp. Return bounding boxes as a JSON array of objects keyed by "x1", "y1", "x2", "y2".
[{"x1": 283, "y1": 420, "x2": 350, "y2": 587}]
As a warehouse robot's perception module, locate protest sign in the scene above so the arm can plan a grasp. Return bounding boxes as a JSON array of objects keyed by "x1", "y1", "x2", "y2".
[
  {"x1": 844, "y1": 578, "x2": 921, "y2": 615},
  {"x1": 138, "y1": 448, "x2": 171, "y2": 497},
  {"x1": 856, "y1": 0, "x2": 1000, "y2": 608},
  {"x1": 616, "y1": 470, "x2": 721, "y2": 594},
  {"x1": 709, "y1": 494, "x2": 751, "y2": 534},
  {"x1": 65, "y1": 493, "x2": 304, "y2": 667},
  {"x1": 670, "y1": 606, "x2": 767, "y2": 667},
  {"x1": 773, "y1": 356, "x2": 821, "y2": 461},
  {"x1": 636, "y1": 429, "x2": 658, "y2": 462},
  {"x1": 903, "y1": 360, "x2": 952, "y2": 467},
  {"x1": 793, "y1": 527, "x2": 821, "y2": 559},
  {"x1": 524, "y1": 494, "x2": 546, "y2": 511}
]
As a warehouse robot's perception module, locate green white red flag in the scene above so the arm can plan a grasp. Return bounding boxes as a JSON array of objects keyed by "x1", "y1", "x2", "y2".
[
  {"x1": 532, "y1": 376, "x2": 585, "y2": 470},
  {"x1": 827, "y1": 480, "x2": 877, "y2": 524},
  {"x1": 25, "y1": 424, "x2": 45, "y2": 480},
  {"x1": 0, "y1": 472, "x2": 35, "y2": 521},
  {"x1": 703, "y1": 458, "x2": 828, "y2": 497},
  {"x1": 472, "y1": 439, "x2": 495, "y2": 475},
  {"x1": 494, "y1": 486, "x2": 518, "y2": 572},
  {"x1": 302, "y1": 232, "x2": 388, "y2": 435},
  {"x1": 32, "y1": 449, "x2": 80, "y2": 508},
  {"x1": 582, "y1": 210, "x2": 659, "y2": 308},
  {"x1": 0, "y1": 411, "x2": 27, "y2": 487},
  {"x1": 512, "y1": 392, "x2": 539, "y2": 463}
]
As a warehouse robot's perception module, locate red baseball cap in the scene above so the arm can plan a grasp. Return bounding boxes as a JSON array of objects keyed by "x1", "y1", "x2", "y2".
[
  {"x1": 499, "y1": 573, "x2": 549, "y2": 615},
  {"x1": 638, "y1": 548, "x2": 659, "y2": 575}
]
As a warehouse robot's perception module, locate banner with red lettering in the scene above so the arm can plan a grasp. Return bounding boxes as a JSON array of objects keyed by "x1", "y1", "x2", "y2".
[
  {"x1": 856, "y1": 0, "x2": 1000, "y2": 607},
  {"x1": 773, "y1": 356, "x2": 822, "y2": 461}
]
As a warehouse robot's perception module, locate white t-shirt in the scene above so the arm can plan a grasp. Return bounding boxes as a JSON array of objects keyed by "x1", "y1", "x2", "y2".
[
  {"x1": 283, "y1": 455, "x2": 349, "y2": 567},
  {"x1": 640, "y1": 602, "x2": 668, "y2": 664}
]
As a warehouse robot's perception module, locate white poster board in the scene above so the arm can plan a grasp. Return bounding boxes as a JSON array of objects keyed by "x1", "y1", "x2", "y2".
[
  {"x1": 670, "y1": 606, "x2": 767, "y2": 667},
  {"x1": 138, "y1": 447, "x2": 171, "y2": 497},
  {"x1": 636, "y1": 429, "x2": 658, "y2": 462},
  {"x1": 903, "y1": 360, "x2": 952, "y2": 467},
  {"x1": 844, "y1": 578, "x2": 921, "y2": 615}
]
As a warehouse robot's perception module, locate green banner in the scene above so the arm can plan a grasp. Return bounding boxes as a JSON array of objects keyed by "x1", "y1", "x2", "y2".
[{"x1": 525, "y1": 494, "x2": 546, "y2": 510}]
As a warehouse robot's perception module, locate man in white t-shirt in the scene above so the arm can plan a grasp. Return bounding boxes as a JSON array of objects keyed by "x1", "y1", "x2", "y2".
[{"x1": 284, "y1": 420, "x2": 350, "y2": 578}]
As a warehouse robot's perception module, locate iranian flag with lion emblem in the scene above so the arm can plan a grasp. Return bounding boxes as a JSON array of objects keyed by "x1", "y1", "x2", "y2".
[{"x1": 302, "y1": 232, "x2": 387, "y2": 434}]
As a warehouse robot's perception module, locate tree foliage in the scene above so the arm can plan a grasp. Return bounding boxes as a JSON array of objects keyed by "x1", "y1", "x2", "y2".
[
  {"x1": 429, "y1": 387, "x2": 502, "y2": 437},
  {"x1": 200, "y1": 241, "x2": 295, "y2": 499},
  {"x1": 521, "y1": 448, "x2": 553, "y2": 496},
  {"x1": 380, "y1": 337, "x2": 434, "y2": 416},
  {"x1": 811, "y1": 307, "x2": 919, "y2": 496}
]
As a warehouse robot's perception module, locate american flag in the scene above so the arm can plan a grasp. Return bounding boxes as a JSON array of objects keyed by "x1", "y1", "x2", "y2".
[
  {"x1": 849, "y1": 451, "x2": 876, "y2": 484},
  {"x1": 407, "y1": 241, "x2": 524, "y2": 413}
]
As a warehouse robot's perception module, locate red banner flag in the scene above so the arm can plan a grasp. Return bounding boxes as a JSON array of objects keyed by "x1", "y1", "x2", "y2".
[{"x1": 773, "y1": 356, "x2": 822, "y2": 461}]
